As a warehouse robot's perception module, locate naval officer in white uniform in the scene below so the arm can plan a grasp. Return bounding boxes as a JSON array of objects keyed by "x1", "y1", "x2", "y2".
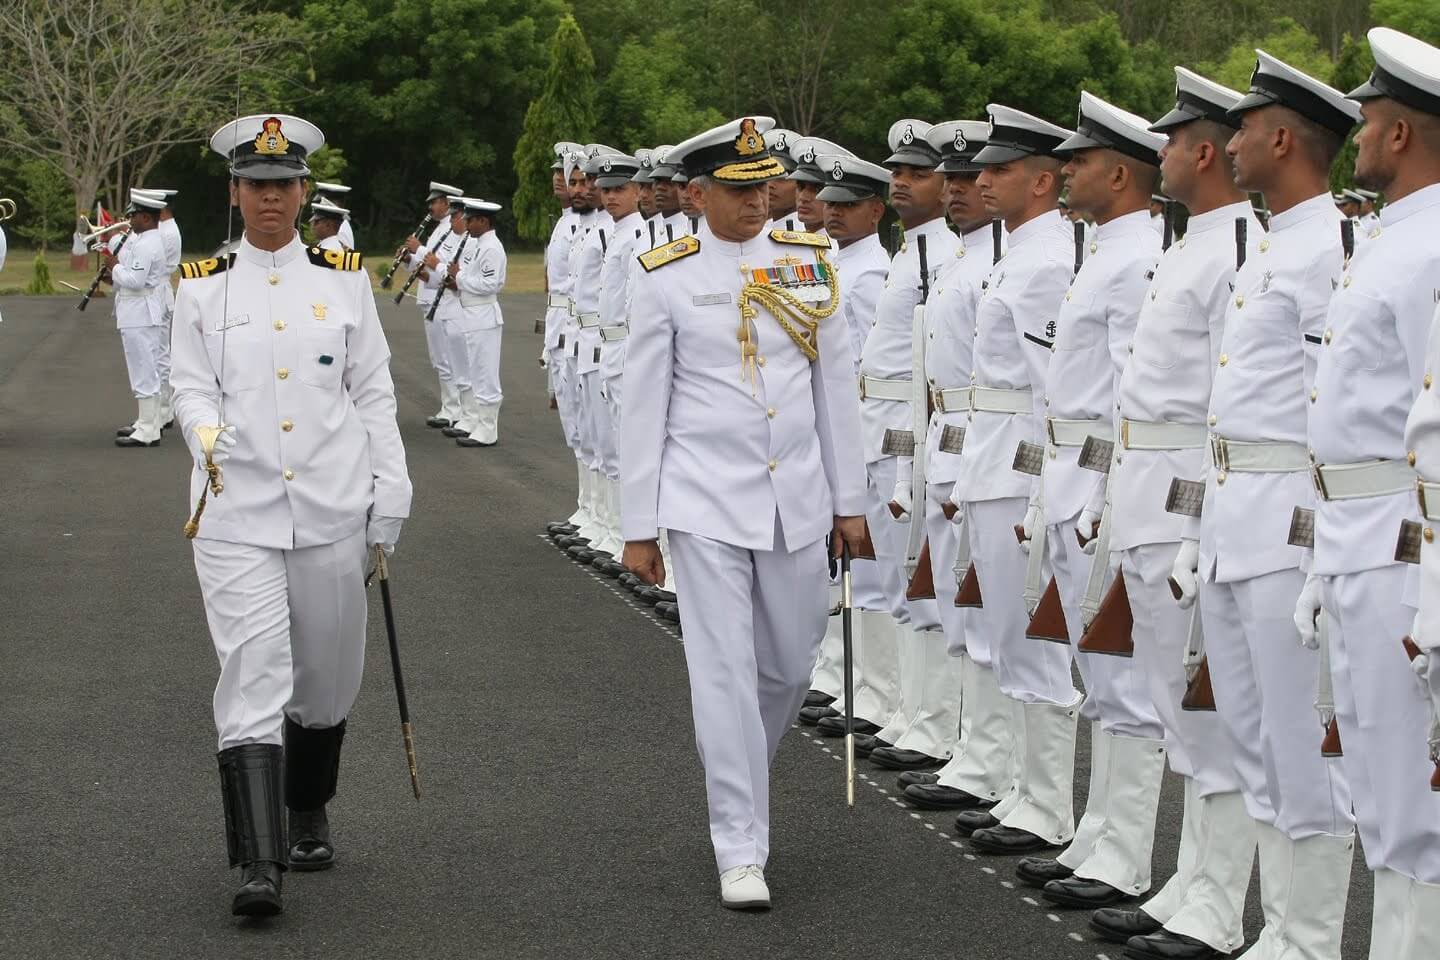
[
  {"x1": 619, "y1": 115, "x2": 868, "y2": 910},
  {"x1": 170, "y1": 114, "x2": 410, "y2": 918}
]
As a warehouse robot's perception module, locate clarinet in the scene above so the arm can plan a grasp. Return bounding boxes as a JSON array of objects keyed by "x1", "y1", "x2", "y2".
[
  {"x1": 426, "y1": 234, "x2": 470, "y2": 323},
  {"x1": 78, "y1": 233, "x2": 128, "y2": 312},
  {"x1": 380, "y1": 212, "x2": 436, "y2": 289}
]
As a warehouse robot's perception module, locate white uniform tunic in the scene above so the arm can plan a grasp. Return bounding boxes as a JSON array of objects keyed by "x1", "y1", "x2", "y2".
[
  {"x1": 542, "y1": 208, "x2": 579, "y2": 388},
  {"x1": 431, "y1": 228, "x2": 476, "y2": 396},
  {"x1": 171, "y1": 234, "x2": 411, "y2": 749},
  {"x1": 1193, "y1": 192, "x2": 1353, "y2": 841},
  {"x1": 416, "y1": 225, "x2": 462, "y2": 384},
  {"x1": 619, "y1": 222, "x2": 867, "y2": 874},
  {"x1": 111, "y1": 228, "x2": 170, "y2": 397},
  {"x1": 573, "y1": 212, "x2": 613, "y2": 470},
  {"x1": 454, "y1": 229, "x2": 507, "y2": 431},
  {"x1": 337, "y1": 218, "x2": 354, "y2": 251},
  {"x1": 1322, "y1": 183, "x2": 1440, "y2": 886},
  {"x1": 555, "y1": 210, "x2": 598, "y2": 454},
  {"x1": 596, "y1": 211, "x2": 646, "y2": 479}
]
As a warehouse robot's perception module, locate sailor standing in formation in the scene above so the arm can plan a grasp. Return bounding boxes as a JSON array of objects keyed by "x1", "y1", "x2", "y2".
[
  {"x1": 170, "y1": 113, "x2": 410, "y2": 918},
  {"x1": 107, "y1": 189, "x2": 172, "y2": 448}
]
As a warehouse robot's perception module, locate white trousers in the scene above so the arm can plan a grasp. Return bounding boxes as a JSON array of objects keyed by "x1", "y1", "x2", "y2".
[
  {"x1": 1046, "y1": 520, "x2": 1162, "y2": 738},
  {"x1": 550, "y1": 348, "x2": 581, "y2": 453},
  {"x1": 440, "y1": 317, "x2": 470, "y2": 390},
  {"x1": 461, "y1": 325, "x2": 504, "y2": 407},
  {"x1": 925, "y1": 482, "x2": 969, "y2": 659},
  {"x1": 601, "y1": 375, "x2": 623, "y2": 481},
  {"x1": 1200, "y1": 569, "x2": 1354, "y2": 839},
  {"x1": 193, "y1": 530, "x2": 369, "y2": 751},
  {"x1": 862, "y1": 458, "x2": 909, "y2": 620},
  {"x1": 964, "y1": 497, "x2": 1077, "y2": 705},
  {"x1": 119, "y1": 326, "x2": 165, "y2": 398},
  {"x1": 423, "y1": 310, "x2": 454, "y2": 381},
  {"x1": 670, "y1": 515, "x2": 827, "y2": 874},
  {"x1": 1322, "y1": 566, "x2": 1440, "y2": 883},
  {"x1": 581, "y1": 370, "x2": 612, "y2": 475}
]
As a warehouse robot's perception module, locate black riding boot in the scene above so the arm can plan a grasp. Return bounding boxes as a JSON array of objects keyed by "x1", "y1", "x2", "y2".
[
  {"x1": 284, "y1": 716, "x2": 346, "y2": 871},
  {"x1": 218, "y1": 744, "x2": 287, "y2": 917}
]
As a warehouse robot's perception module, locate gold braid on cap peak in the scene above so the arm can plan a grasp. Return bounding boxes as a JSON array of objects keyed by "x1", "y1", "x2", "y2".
[
  {"x1": 735, "y1": 248, "x2": 839, "y2": 393},
  {"x1": 713, "y1": 156, "x2": 787, "y2": 182}
]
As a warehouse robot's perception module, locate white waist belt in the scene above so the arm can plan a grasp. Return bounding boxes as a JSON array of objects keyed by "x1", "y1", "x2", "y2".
[
  {"x1": 932, "y1": 387, "x2": 968, "y2": 413},
  {"x1": 859, "y1": 376, "x2": 911, "y2": 402},
  {"x1": 1047, "y1": 418, "x2": 1108, "y2": 447},
  {"x1": 1418, "y1": 479, "x2": 1440, "y2": 521},
  {"x1": 1207, "y1": 436, "x2": 1309, "y2": 473},
  {"x1": 1121, "y1": 419, "x2": 1207, "y2": 450},
  {"x1": 576, "y1": 312, "x2": 602, "y2": 328},
  {"x1": 599, "y1": 326, "x2": 629, "y2": 342},
  {"x1": 970, "y1": 385, "x2": 1032, "y2": 415},
  {"x1": 547, "y1": 293, "x2": 568, "y2": 309},
  {"x1": 1311, "y1": 459, "x2": 1414, "y2": 501},
  {"x1": 460, "y1": 294, "x2": 497, "y2": 306}
]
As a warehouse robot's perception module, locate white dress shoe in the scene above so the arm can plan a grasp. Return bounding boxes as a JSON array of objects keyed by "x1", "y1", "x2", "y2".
[{"x1": 719, "y1": 864, "x2": 771, "y2": 910}]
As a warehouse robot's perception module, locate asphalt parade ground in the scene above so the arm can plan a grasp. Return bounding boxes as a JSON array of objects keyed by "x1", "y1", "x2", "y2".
[{"x1": 0, "y1": 292, "x2": 1374, "y2": 959}]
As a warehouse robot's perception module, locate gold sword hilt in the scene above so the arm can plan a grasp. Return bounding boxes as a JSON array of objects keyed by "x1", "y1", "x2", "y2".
[{"x1": 183, "y1": 424, "x2": 227, "y2": 539}]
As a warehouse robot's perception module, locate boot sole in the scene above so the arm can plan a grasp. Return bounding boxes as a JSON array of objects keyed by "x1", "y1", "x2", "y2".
[
  {"x1": 720, "y1": 898, "x2": 771, "y2": 911},
  {"x1": 289, "y1": 858, "x2": 335, "y2": 872},
  {"x1": 232, "y1": 892, "x2": 283, "y2": 916}
]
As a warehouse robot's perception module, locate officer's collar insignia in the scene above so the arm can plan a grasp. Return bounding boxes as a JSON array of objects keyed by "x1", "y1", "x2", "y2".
[
  {"x1": 832, "y1": 160, "x2": 845, "y2": 180},
  {"x1": 901, "y1": 124, "x2": 915, "y2": 144},
  {"x1": 735, "y1": 119, "x2": 766, "y2": 156},
  {"x1": 313, "y1": 303, "x2": 328, "y2": 320},
  {"x1": 254, "y1": 117, "x2": 290, "y2": 156}
]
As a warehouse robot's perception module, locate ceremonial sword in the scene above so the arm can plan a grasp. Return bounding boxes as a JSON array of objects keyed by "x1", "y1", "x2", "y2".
[{"x1": 368, "y1": 546, "x2": 422, "y2": 800}]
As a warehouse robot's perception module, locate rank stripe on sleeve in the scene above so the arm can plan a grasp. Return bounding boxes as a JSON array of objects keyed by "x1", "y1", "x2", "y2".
[{"x1": 306, "y1": 246, "x2": 364, "y2": 271}]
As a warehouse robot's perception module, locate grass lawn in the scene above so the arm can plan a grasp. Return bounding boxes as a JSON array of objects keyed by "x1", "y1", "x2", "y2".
[{"x1": 0, "y1": 247, "x2": 546, "y2": 298}]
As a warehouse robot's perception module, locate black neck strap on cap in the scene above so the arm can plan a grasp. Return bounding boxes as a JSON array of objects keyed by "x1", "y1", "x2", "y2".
[
  {"x1": 1176, "y1": 89, "x2": 1241, "y2": 128},
  {"x1": 1367, "y1": 63, "x2": 1440, "y2": 118},
  {"x1": 1250, "y1": 73, "x2": 1356, "y2": 135},
  {"x1": 988, "y1": 123, "x2": 1064, "y2": 158},
  {"x1": 1074, "y1": 118, "x2": 1160, "y2": 166}
]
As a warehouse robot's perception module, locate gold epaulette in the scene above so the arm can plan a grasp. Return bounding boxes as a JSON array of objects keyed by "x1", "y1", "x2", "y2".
[
  {"x1": 637, "y1": 235, "x2": 700, "y2": 272},
  {"x1": 769, "y1": 229, "x2": 829, "y2": 248},
  {"x1": 179, "y1": 253, "x2": 236, "y2": 280},
  {"x1": 307, "y1": 246, "x2": 364, "y2": 271}
]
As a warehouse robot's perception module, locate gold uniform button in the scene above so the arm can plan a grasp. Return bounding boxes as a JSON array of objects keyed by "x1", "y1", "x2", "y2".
[
  {"x1": 1323, "y1": 329, "x2": 1332, "y2": 344},
  {"x1": 1408, "y1": 451, "x2": 1417, "y2": 467},
  {"x1": 1218, "y1": 354, "x2": 1228, "y2": 366},
  {"x1": 274, "y1": 320, "x2": 286, "y2": 331},
  {"x1": 1343, "y1": 275, "x2": 1352, "y2": 288},
  {"x1": 281, "y1": 420, "x2": 294, "y2": 432},
  {"x1": 268, "y1": 273, "x2": 279, "y2": 286},
  {"x1": 277, "y1": 368, "x2": 289, "y2": 380},
  {"x1": 283, "y1": 468, "x2": 295, "y2": 481},
  {"x1": 1216, "y1": 470, "x2": 1227, "y2": 485},
  {"x1": 1427, "y1": 527, "x2": 1436, "y2": 544},
  {"x1": 1235, "y1": 295, "x2": 1245, "y2": 308},
  {"x1": 1310, "y1": 389, "x2": 1318, "y2": 403},
  {"x1": 766, "y1": 408, "x2": 776, "y2": 419},
  {"x1": 1260, "y1": 239, "x2": 1270, "y2": 253},
  {"x1": 1208, "y1": 414, "x2": 1218, "y2": 426},
  {"x1": 757, "y1": 356, "x2": 766, "y2": 367},
  {"x1": 768, "y1": 459, "x2": 778, "y2": 472},
  {"x1": 1426, "y1": 373, "x2": 1433, "y2": 390}
]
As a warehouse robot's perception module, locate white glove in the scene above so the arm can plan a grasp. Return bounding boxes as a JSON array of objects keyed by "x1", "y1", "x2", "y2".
[
  {"x1": 1169, "y1": 538, "x2": 1200, "y2": 609},
  {"x1": 889, "y1": 479, "x2": 913, "y2": 522},
  {"x1": 1017, "y1": 500, "x2": 1041, "y2": 555},
  {"x1": 367, "y1": 515, "x2": 404, "y2": 555},
  {"x1": 1075, "y1": 508, "x2": 1102, "y2": 555},
  {"x1": 1293, "y1": 574, "x2": 1323, "y2": 649},
  {"x1": 1409, "y1": 613, "x2": 1431, "y2": 688},
  {"x1": 191, "y1": 424, "x2": 236, "y2": 469},
  {"x1": 945, "y1": 498, "x2": 965, "y2": 526}
]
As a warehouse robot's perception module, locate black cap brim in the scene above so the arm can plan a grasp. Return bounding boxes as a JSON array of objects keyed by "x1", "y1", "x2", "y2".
[
  {"x1": 817, "y1": 184, "x2": 881, "y2": 202},
  {"x1": 1227, "y1": 89, "x2": 1278, "y2": 118},
  {"x1": 231, "y1": 158, "x2": 310, "y2": 181},
  {"x1": 1053, "y1": 130, "x2": 1106, "y2": 157},
  {"x1": 937, "y1": 157, "x2": 983, "y2": 174},
  {"x1": 884, "y1": 148, "x2": 940, "y2": 168},
  {"x1": 1149, "y1": 105, "x2": 1198, "y2": 132},
  {"x1": 789, "y1": 167, "x2": 825, "y2": 184},
  {"x1": 594, "y1": 174, "x2": 637, "y2": 188},
  {"x1": 972, "y1": 143, "x2": 1030, "y2": 165}
]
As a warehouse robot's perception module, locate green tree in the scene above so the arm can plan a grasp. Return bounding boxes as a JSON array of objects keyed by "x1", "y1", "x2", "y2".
[
  {"x1": 512, "y1": 14, "x2": 598, "y2": 242},
  {"x1": 1196, "y1": 16, "x2": 1334, "y2": 92},
  {"x1": 24, "y1": 253, "x2": 56, "y2": 295},
  {"x1": 9, "y1": 159, "x2": 73, "y2": 253},
  {"x1": 1371, "y1": 0, "x2": 1440, "y2": 44},
  {"x1": 1328, "y1": 32, "x2": 1373, "y2": 191},
  {"x1": 598, "y1": 33, "x2": 725, "y2": 150}
]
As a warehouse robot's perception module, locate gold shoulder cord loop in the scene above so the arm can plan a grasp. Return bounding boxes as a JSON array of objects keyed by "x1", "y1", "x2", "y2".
[{"x1": 735, "y1": 249, "x2": 841, "y2": 392}]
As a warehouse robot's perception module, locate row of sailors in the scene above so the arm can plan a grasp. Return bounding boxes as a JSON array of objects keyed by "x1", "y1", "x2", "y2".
[{"x1": 543, "y1": 25, "x2": 1440, "y2": 959}]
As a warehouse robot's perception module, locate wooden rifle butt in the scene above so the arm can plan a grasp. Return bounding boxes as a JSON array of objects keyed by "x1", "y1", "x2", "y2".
[
  {"x1": 1077, "y1": 571, "x2": 1134, "y2": 657},
  {"x1": 1181, "y1": 657, "x2": 1216, "y2": 711},
  {"x1": 1026, "y1": 577, "x2": 1069, "y2": 643},
  {"x1": 904, "y1": 539, "x2": 936, "y2": 601},
  {"x1": 1399, "y1": 636, "x2": 1440, "y2": 790},
  {"x1": 851, "y1": 518, "x2": 877, "y2": 561},
  {"x1": 1320, "y1": 717, "x2": 1342, "y2": 758},
  {"x1": 955, "y1": 563, "x2": 983, "y2": 608}
]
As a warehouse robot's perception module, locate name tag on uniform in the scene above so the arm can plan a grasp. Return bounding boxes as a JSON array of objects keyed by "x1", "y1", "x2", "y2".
[
  {"x1": 214, "y1": 313, "x2": 249, "y2": 332},
  {"x1": 692, "y1": 292, "x2": 732, "y2": 307}
]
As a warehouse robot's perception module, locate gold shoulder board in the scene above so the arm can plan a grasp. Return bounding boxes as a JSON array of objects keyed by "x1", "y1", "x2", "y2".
[
  {"x1": 307, "y1": 246, "x2": 364, "y2": 271},
  {"x1": 637, "y1": 235, "x2": 700, "y2": 272},
  {"x1": 178, "y1": 253, "x2": 236, "y2": 280},
  {"x1": 769, "y1": 229, "x2": 829, "y2": 249}
]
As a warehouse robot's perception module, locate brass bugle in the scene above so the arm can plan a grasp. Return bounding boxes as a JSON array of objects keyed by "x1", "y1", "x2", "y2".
[{"x1": 77, "y1": 216, "x2": 130, "y2": 244}]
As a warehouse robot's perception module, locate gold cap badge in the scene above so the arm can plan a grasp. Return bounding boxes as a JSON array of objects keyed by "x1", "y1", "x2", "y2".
[
  {"x1": 254, "y1": 117, "x2": 290, "y2": 156},
  {"x1": 735, "y1": 118, "x2": 766, "y2": 157}
]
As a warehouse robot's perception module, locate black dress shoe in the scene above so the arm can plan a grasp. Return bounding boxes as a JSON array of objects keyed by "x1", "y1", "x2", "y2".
[
  {"x1": 162, "y1": 419, "x2": 174, "y2": 431},
  {"x1": 905, "y1": 783, "x2": 992, "y2": 810},
  {"x1": 1090, "y1": 908, "x2": 1163, "y2": 945},
  {"x1": 618, "y1": 572, "x2": 639, "y2": 588},
  {"x1": 636, "y1": 585, "x2": 676, "y2": 606},
  {"x1": 593, "y1": 558, "x2": 626, "y2": 577},
  {"x1": 869, "y1": 746, "x2": 944, "y2": 771},
  {"x1": 954, "y1": 809, "x2": 1000, "y2": 836},
  {"x1": 815, "y1": 715, "x2": 882, "y2": 738},
  {"x1": 426, "y1": 416, "x2": 452, "y2": 428},
  {"x1": 547, "y1": 521, "x2": 578, "y2": 535},
  {"x1": 1123, "y1": 930, "x2": 1224, "y2": 960},
  {"x1": 567, "y1": 546, "x2": 598, "y2": 563},
  {"x1": 232, "y1": 861, "x2": 284, "y2": 917},
  {"x1": 797, "y1": 704, "x2": 839, "y2": 726},
  {"x1": 441, "y1": 425, "x2": 469, "y2": 437},
  {"x1": 1042, "y1": 876, "x2": 1134, "y2": 908},
  {"x1": 455, "y1": 435, "x2": 495, "y2": 447},
  {"x1": 898, "y1": 770, "x2": 939, "y2": 789},
  {"x1": 656, "y1": 602, "x2": 681, "y2": 623},
  {"x1": 116, "y1": 424, "x2": 136, "y2": 437},
  {"x1": 555, "y1": 534, "x2": 590, "y2": 548},
  {"x1": 853, "y1": 735, "x2": 892, "y2": 758},
  {"x1": 114, "y1": 435, "x2": 159, "y2": 447},
  {"x1": 969, "y1": 824, "x2": 1061, "y2": 855},
  {"x1": 804, "y1": 690, "x2": 836, "y2": 708},
  {"x1": 288, "y1": 807, "x2": 335, "y2": 872},
  {"x1": 1015, "y1": 856, "x2": 1073, "y2": 888}
]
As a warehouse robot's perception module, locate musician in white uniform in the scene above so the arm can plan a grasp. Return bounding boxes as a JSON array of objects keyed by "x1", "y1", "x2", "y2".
[
  {"x1": 450, "y1": 197, "x2": 506, "y2": 447},
  {"x1": 399, "y1": 183, "x2": 466, "y2": 429},
  {"x1": 170, "y1": 114, "x2": 410, "y2": 918},
  {"x1": 1309, "y1": 27, "x2": 1440, "y2": 959},
  {"x1": 1093, "y1": 67, "x2": 1263, "y2": 960},
  {"x1": 1170, "y1": 52, "x2": 1360, "y2": 957},
  {"x1": 107, "y1": 189, "x2": 170, "y2": 448},
  {"x1": 309, "y1": 199, "x2": 349, "y2": 251},
  {"x1": 312, "y1": 181, "x2": 354, "y2": 249},
  {"x1": 619, "y1": 116, "x2": 867, "y2": 910}
]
